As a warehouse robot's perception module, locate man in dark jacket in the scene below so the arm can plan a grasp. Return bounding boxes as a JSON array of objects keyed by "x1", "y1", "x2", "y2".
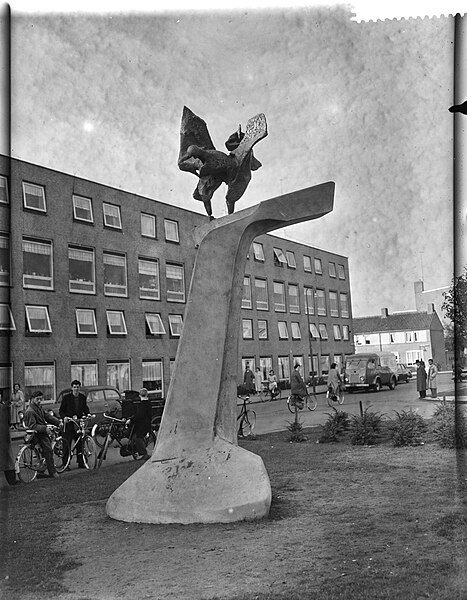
[
  {"x1": 290, "y1": 363, "x2": 308, "y2": 409},
  {"x1": 130, "y1": 388, "x2": 152, "y2": 460},
  {"x1": 59, "y1": 380, "x2": 90, "y2": 468},
  {"x1": 24, "y1": 390, "x2": 61, "y2": 478}
]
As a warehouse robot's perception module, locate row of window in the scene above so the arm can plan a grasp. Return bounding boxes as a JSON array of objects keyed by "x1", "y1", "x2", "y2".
[
  {"x1": 242, "y1": 276, "x2": 350, "y2": 317},
  {"x1": 355, "y1": 330, "x2": 428, "y2": 345},
  {"x1": 242, "y1": 318, "x2": 350, "y2": 341},
  {"x1": 241, "y1": 353, "x2": 347, "y2": 381}
]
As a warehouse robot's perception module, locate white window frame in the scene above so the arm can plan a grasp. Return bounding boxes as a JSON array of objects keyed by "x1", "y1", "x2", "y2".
[
  {"x1": 23, "y1": 182, "x2": 46, "y2": 212},
  {"x1": 168, "y1": 314, "x2": 183, "y2": 337},
  {"x1": 277, "y1": 356, "x2": 290, "y2": 381},
  {"x1": 286, "y1": 251, "x2": 296, "y2": 268},
  {"x1": 303, "y1": 255, "x2": 312, "y2": 272},
  {"x1": 25, "y1": 305, "x2": 52, "y2": 333},
  {"x1": 166, "y1": 263, "x2": 185, "y2": 303},
  {"x1": 291, "y1": 321, "x2": 301, "y2": 339},
  {"x1": 141, "y1": 213, "x2": 156, "y2": 238},
  {"x1": 304, "y1": 287, "x2": 315, "y2": 315},
  {"x1": 0, "y1": 304, "x2": 15, "y2": 330},
  {"x1": 278, "y1": 321, "x2": 289, "y2": 339},
  {"x1": 106, "y1": 361, "x2": 130, "y2": 393},
  {"x1": 309, "y1": 323, "x2": 320, "y2": 339},
  {"x1": 0, "y1": 234, "x2": 10, "y2": 286},
  {"x1": 328, "y1": 262, "x2": 337, "y2": 278},
  {"x1": 0, "y1": 176, "x2": 9, "y2": 204},
  {"x1": 342, "y1": 324, "x2": 350, "y2": 341},
  {"x1": 273, "y1": 281, "x2": 286, "y2": 312},
  {"x1": 288, "y1": 284, "x2": 300, "y2": 313},
  {"x1": 22, "y1": 238, "x2": 53, "y2": 290},
  {"x1": 139, "y1": 258, "x2": 160, "y2": 300},
  {"x1": 337, "y1": 264, "x2": 345, "y2": 279},
  {"x1": 145, "y1": 313, "x2": 166, "y2": 335},
  {"x1": 254, "y1": 278, "x2": 268, "y2": 311},
  {"x1": 164, "y1": 219, "x2": 180, "y2": 243},
  {"x1": 316, "y1": 289, "x2": 327, "y2": 316},
  {"x1": 340, "y1": 293, "x2": 349, "y2": 318},
  {"x1": 273, "y1": 247, "x2": 287, "y2": 266},
  {"x1": 106, "y1": 310, "x2": 127, "y2": 335},
  {"x1": 329, "y1": 291, "x2": 339, "y2": 317},
  {"x1": 75, "y1": 308, "x2": 97, "y2": 335},
  {"x1": 72, "y1": 195, "x2": 94, "y2": 223},
  {"x1": 252, "y1": 242, "x2": 264, "y2": 261},
  {"x1": 103, "y1": 203, "x2": 122, "y2": 229},
  {"x1": 103, "y1": 252, "x2": 127, "y2": 297},
  {"x1": 333, "y1": 324, "x2": 342, "y2": 340},
  {"x1": 319, "y1": 324, "x2": 329, "y2": 340},
  {"x1": 242, "y1": 318, "x2": 253, "y2": 339},
  {"x1": 242, "y1": 275, "x2": 252, "y2": 309},
  {"x1": 258, "y1": 319, "x2": 268, "y2": 339},
  {"x1": 406, "y1": 350, "x2": 422, "y2": 365},
  {"x1": 314, "y1": 257, "x2": 323, "y2": 274},
  {"x1": 71, "y1": 362, "x2": 98, "y2": 386},
  {"x1": 405, "y1": 331, "x2": 413, "y2": 343},
  {"x1": 24, "y1": 363, "x2": 55, "y2": 403},
  {"x1": 142, "y1": 360, "x2": 163, "y2": 398},
  {"x1": 69, "y1": 246, "x2": 95, "y2": 294}
]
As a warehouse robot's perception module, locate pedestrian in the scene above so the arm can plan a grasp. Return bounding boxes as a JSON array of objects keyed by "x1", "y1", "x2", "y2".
[
  {"x1": 23, "y1": 390, "x2": 60, "y2": 479},
  {"x1": 327, "y1": 362, "x2": 342, "y2": 399},
  {"x1": 427, "y1": 359, "x2": 438, "y2": 398},
  {"x1": 243, "y1": 363, "x2": 255, "y2": 394},
  {"x1": 416, "y1": 360, "x2": 427, "y2": 399},
  {"x1": 290, "y1": 363, "x2": 308, "y2": 408},
  {"x1": 10, "y1": 383, "x2": 25, "y2": 430},
  {"x1": 254, "y1": 367, "x2": 263, "y2": 395},
  {"x1": 0, "y1": 391, "x2": 17, "y2": 487},
  {"x1": 129, "y1": 388, "x2": 152, "y2": 460},
  {"x1": 59, "y1": 380, "x2": 90, "y2": 469},
  {"x1": 268, "y1": 369, "x2": 278, "y2": 396}
]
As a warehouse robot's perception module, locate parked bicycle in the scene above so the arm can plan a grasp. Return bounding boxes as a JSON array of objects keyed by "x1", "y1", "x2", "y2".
[
  {"x1": 326, "y1": 383, "x2": 345, "y2": 407},
  {"x1": 55, "y1": 415, "x2": 97, "y2": 472},
  {"x1": 286, "y1": 388, "x2": 318, "y2": 413},
  {"x1": 237, "y1": 395, "x2": 256, "y2": 437},
  {"x1": 15, "y1": 424, "x2": 64, "y2": 483},
  {"x1": 93, "y1": 413, "x2": 157, "y2": 469}
]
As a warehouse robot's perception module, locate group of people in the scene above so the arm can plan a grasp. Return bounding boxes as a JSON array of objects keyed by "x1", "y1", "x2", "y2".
[
  {"x1": 243, "y1": 364, "x2": 279, "y2": 397},
  {"x1": 416, "y1": 358, "x2": 438, "y2": 398}
]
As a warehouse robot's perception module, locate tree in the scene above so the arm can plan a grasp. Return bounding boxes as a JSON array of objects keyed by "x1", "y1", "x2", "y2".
[{"x1": 442, "y1": 269, "x2": 467, "y2": 361}]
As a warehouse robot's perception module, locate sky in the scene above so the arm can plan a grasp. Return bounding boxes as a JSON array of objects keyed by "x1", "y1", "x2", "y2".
[{"x1": 3, "y1": 1, "x2": 464, "y2": 318}]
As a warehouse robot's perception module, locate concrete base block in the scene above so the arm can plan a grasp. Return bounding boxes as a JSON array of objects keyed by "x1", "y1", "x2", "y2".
[{"x1": 106, "y1": 438, "x2": 271, "y2": 524}]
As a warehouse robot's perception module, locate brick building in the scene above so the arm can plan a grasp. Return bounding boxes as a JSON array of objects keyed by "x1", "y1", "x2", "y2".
[{"x1": 0, "y1": 155, "x2": 354, "y2": 402}]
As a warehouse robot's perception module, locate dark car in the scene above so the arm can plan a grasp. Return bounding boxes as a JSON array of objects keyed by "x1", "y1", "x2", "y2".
[
  {"x1": 45, "y1": 385, "x2": 123, "y2": 426},
  {"x1": 396, "y1": 363, "x2": 412, "y2": 384}
]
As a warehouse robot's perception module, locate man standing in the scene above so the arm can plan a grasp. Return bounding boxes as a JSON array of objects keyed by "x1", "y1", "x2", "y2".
[
  {"x1": 243, "y1": 363, "x2": 255, "y2": 395},
  {"x1": 427, "y1": 359, "x2": 438, "y2": 398},
  {"x1": 59, "y1": 380, "x2": 90, "y2": 468},
  {"x1": 23, "y1": 391, "x2": 60, "y2": 478}
]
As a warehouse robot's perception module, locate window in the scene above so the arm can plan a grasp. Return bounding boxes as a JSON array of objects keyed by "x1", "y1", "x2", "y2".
[
  {"x1": 142, "y1": 360, "x2": 163, "y2": 398},
  {"x1": 291, "y1": 322, "x2": 301, "y2": 339},
  {"x1": 337, "y1": 264, "x2": 345, "y2": 279},
  {"x1": 72, "y1": 195, "x2": 93, "y2": 223},
  {"x1": 0, "y1": 304, "x2": 15, "y2": 330},
  {"x1": 342, "y1": 325, "x2": 350, "y2": 341},
  {"x1": 242, "y1": 357, "x2": 255, "y2": 374},
  {"x1": 168, "y1": 314, "x2": 183, "y2": 337},
  {"x1": 328, "y1": 262, "x2": 336, "y2": 277},
  {"x1": 106, "y1": 310, "x2": 127, "y2": 335},
  {"x1": 406, "y1": 350, "x2": 422, "y2": 365},
  {"x1": 309, "y1": 323, "x2": 320, "y2": 339},
  {"x1": 25, "y1": 305, "x2": 51, "y2": 333},
  {"x1": 320, "y1": 355, "x2": 330, "y2": 375},
  {"x1": 69, "y1": 246, "x2": 95, "y2": 294},
  {"x1": 103, "y1": 253, "x2": 127, "y2": 297},
  {"x1": 24, "y1": 363, "x2": 55, "y2": 403},
  {"x1": 314, "y1": 257, "x2": 322, "y2": 274},
  {"x1": 405, "y1": 331, "x2": 413, "y2": 343},
  {"x1": 0, "y1": 176, "x2": 8, "y2": 204},
  {"x1": 319, "y1": 324, "x2": 329, "y2": 339},
  {"x1": 273, "y1": 281, "x2": 286, "y2": 312},
  {"x1": 107, "y1": 361, "x2": 130, "y2": 393},
  {"x1": 0, "y1": 235, "x2": 10, "y2": 286},
  {"x1": 258, "y1": 319, "x2": 268, "y2": 339},
  {"x1": 103, "y1": 203, "x2": 122, "y2": 229},
  {"x1": 340, "y1": 293, "x2": 349, "y2": 318},
  {"x1": 141, "y1": 213, "x2": 156, "y2": 238},
  {"x1": 75, "y1": 309, "x2": 97, "y2": 335},
  {"x1": 259, "y1": 357, "x2": 272, "y2": 381},
  {"x1": 273, "y1": 247, "x2": 287, "y2": 267},
  {"x1": 23, "y1": 239, "x2": 53, "y2": 290},
  {"x1": 166, "y1": 263, "x2": 185, "y2": 302},
  {"x1": 329, "y1": 291, "x2": 339, "y2": 317},
  {"x1": 304, "y1": 287, "x2": 315, "y2": 315},
  {"x1": 316, "y1": 289, "x2": 326, "y2": 316},
  {"x1": 139, "y1": 258, "x2": 160, "y2": 300},
  {"x1": 242, "y1": 319, "x2": 253, "y2": 339},
  {"x1": 252, "y1": 242, "x2": 264, "y2": 261},
  {"x1": 293, "y1": 356, "x2": 304, "y2": 372},
  {"x1": 303, "y1": 255, "x2": 312, "y2": 272},
  {"x1": 288, "y1": 284, "x2": 300, "y2": 313},
  {"x1": 164, "y1": 219, "x2": 179, "y2": 242},
  {"x1": 278, "y1": 321, "x2": 289, "y2": 339},
  {"x1": 71, "y1": 362, "x2": 98, "y2": 386},
  {"x1": 254, "y1": 278, "x2": 268, "y2": 310},
  {"x1": 333, "y1": 324, "x2": 342, "y2": 340},
  {"x1": 286, "y1": 251, "x2": 296, "y2": 268},
  {"x1": 277, "y1": 356, "x2": 290, "y2": 381},
  {"x1": 23, "y1": 182, "x2": 46, "y2": 212},
  {"x1": 145, "y1": 313, "x2": 166, "y2": 335},
  {"x1": 242, "y1": 276, "x2": 252, "y2": 309},
  {"x1": 0, "y1": 365, "x2": 12, "y2": 394}
]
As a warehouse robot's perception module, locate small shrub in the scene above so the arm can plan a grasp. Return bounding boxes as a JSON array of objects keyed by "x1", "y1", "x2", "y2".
[
  {"x1": 286, "y1": 418, "x2": 307, "y2": 443},
  {"x1": 431, "y1": 403, "x2": 467, "y2": 448},
  {"x1": 318, "y1": 408, "x2": 349, "y2": 443},
  {"x1": 389, "y1": 409, "x2": 427, "y2": 447},
  {"x1": 349, "y1": 406, "x2": 383, "y2": 446}
]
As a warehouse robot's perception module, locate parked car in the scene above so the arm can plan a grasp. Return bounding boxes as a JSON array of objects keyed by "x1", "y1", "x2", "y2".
[
  {"x1": 396, "y1": 363, "x2": 412, "y2": 383},
  {"x1": 344, "y1": 353, "x2": 398, "y2": 392},
  {"x1": 45, "y1": 385, "x2": 123, "y2": 426}
]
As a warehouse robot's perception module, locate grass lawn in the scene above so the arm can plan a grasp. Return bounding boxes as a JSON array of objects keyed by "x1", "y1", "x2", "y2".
[{"x1": 1, "y1": 419, "x2": 467, "y2": 600}]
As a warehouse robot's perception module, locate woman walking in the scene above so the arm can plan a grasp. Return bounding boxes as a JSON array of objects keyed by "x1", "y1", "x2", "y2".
[{"x1": 10, "y1": 383, "x2": 25, "y2": 430}]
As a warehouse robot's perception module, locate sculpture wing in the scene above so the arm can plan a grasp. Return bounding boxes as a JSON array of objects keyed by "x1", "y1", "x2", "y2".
[{"x1": 178, "y1": 106, "x2": 216, "y2": 175}]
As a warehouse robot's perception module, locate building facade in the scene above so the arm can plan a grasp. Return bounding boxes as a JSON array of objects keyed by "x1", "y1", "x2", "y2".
[{"x1": 0, "y1": 155, "x2": 354, "y2": 402}]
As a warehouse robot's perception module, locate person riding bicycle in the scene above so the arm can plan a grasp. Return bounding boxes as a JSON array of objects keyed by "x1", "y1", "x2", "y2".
[
  {"x1": 327, "y1": 363, "x2": 342, "y2": 401},
  {"x1": 290, "y1": 364, "x2": 307, "y2": 409},
  {"x1": 59, "y1": 380, "x2": 91, "y2": 469},
  {"x1": 23, "y1": 390, "x2": 61, "y2": 478}
]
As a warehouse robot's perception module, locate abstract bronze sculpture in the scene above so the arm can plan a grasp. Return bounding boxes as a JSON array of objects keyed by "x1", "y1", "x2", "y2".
[{"x1": 177, "y1": 106, "x2": 268, "y2": 218}]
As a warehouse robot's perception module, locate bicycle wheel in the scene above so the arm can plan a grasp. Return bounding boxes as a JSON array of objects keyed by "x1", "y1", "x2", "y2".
[
  {"x1": 327, "y1": 390, "x2": 340, "y2": 408},
  {"x1": 82, "y1": 435, "x2": 97, "y2": 469},
  {"x1": 305, "y1": 393, "x2": 318, "y2": 411},
  {"x1": 92, "y1": 422, "x2": 110, "y2": 449},
  {"x1": 271, "y1": 387, "x2": 282, "y2": 401},
  {"x1": 96, "y1": 434, "x2": 112, "y2": 469},
  {"x1": 336, "y1": 388, "x2": 345, "y2": 405},
  {"x1": 286, "y1": 395, "x2": 295, "y2": 414},
  {"x1": 17, "y1": 444, "x2": 40, "y2": 483},
  {"x1": 240, "y1": 409, "x2": 256, "y2": 436},
  {"x1": 53, "y1": 437, "x2": 70, "y2": 473}
]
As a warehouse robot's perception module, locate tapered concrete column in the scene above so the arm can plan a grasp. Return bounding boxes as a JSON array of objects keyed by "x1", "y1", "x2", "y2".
[{"x1": 107, "y1": 182, "x2": 334, "y2": 524}]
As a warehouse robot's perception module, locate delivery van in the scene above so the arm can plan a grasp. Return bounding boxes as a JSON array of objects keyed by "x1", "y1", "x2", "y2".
[{"x1": 344, "y1": 352, "x2": 398, "y2": 393}]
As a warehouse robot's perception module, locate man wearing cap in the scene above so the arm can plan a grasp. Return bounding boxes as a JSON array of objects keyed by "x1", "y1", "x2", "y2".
[
  {"x1": 59, "y1": 380, "x2": 90, "y2": 468},
  {"x1": 129, "y1": 388, "x2": 152, "y2": 460},
  {"x1": 23, "y1": 391, "x2": 61, "y2": 478}
]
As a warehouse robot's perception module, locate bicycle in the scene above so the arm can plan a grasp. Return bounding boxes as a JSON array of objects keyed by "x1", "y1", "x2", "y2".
[
  {"x1": 237, "y1": 395, "x2": 256, "y2": 437},
  {"x1": 286, "y1": 388, "x2": 318, "y2": 413},
  {"x1": 55, "y1": 415, "x2": 97, "y2": 472},
  {"x1": 259, "y1": 384, "x2": 282, "y2": 402},
  {"x1": 93, "y1": 413, "x2": 157, "y2": 469},
  {"x1": 15, "y1": 425, "x2": 64, "y2": 483},
  {"x1": 326, "y1": 384, "x2": 345, "y2": 407}
]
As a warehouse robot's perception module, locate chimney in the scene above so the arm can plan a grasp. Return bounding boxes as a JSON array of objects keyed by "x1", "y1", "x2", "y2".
[
  {"x1": 427, "y1": 303, "x2": 435, "y2": 314},
  {"x1": 381, "y1": 308, "x2": 389, "y2": 318}
]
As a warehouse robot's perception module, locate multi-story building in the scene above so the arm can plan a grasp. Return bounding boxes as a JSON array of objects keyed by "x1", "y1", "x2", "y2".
[{"x1": 0, "y1": 155, "x2": 354, "y2": 403}]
